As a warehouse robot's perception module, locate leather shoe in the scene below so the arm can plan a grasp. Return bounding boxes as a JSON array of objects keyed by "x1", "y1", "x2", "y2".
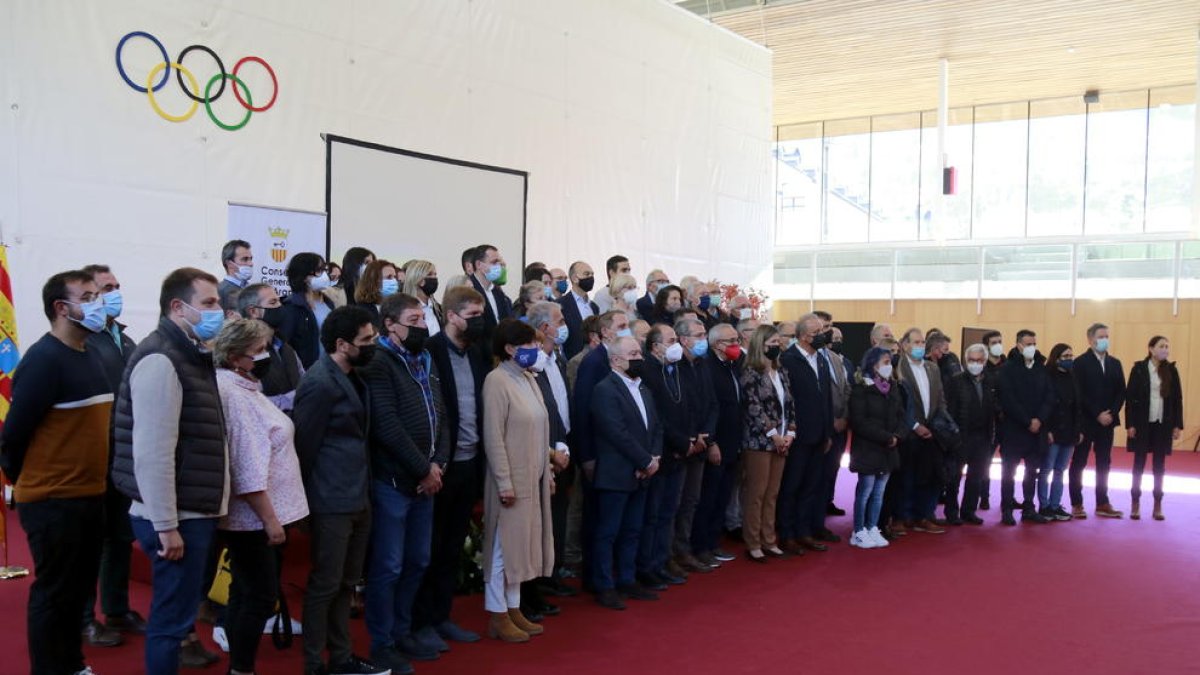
[
  {"x1": 413, "y1": 625, "x2": 450, "y2": 653},
  {"x1": 518, "y1": 604, "x2": 544, "y2": 622},
  {"x1": 780, "y1": 539, "x2": 807, "y2": 556},
  {"x1": 696, "y1": 552, "x2": 721, "y2": 568},
  {"x1": 105, "y1": 610, "x2": 147, "y2": 634},
  {"x1": 826, "y1": 502, "x2": 846, "y2": 516},
  {"x1": 946, "y1": 515, "x2": 964, "y2": 526},
  {"x1": 396, "y1": 634, "x2": 440, "y2": 661},
  {"x1": 665, "y1": 559, "x2": 690, "y2": 580},
  {"x1": 962, "y1": 514, "x2": 984, "y2": 525},
  {"x1": 435, "y1": 620, "x2": 480, "y2": 643},
  {"x1": 677, "y1": 553, "x2": 712, "y2": 574},
  {"x1": 658, "y1": 569, "x2": 686, "y2": 585},
  {"x1": 798, "y1": 537, "x2": 828, "y2": 552},
  {"x1": 1001, "y1": 511, "x2": 1017, "y2": 526},
  {"x1": 636, "y1": 572, "x2": 668, "y2": 592},
  {"x1": 596, "y1": 589, "x2": 626, "y2": 610},
  {"x1": 745, "y1": 550, "x2": 768, "y2": 563},
  {"x1": 815, "y1": 529, "x2": 841, "y2": 543},
  {"x1": 979, "y1": 497, "x2": 991, "y2": 511},
  {"x1": 83, "y1": 620, "x2": 122, "y2": 647},
  {"x1": 911, "y1": 519, "x2": 946, "y2": 534},
  {"x1": 537, "y1": 577, "x2": 579, "y2": 597},
  {"x1": 617, "y1": 583, "x2": 659, "y2": 601}
]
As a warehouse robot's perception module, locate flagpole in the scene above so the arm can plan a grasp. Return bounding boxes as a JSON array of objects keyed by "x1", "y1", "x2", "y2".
[{"x1": 0, "y1": 245, "x2": 28, "y2": 580}]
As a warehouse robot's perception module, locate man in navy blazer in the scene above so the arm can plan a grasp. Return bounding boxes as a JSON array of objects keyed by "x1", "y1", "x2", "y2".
[
  {"x1": 636, "y1": 270, "x2": 670, "y2": 321},
  {"x1": 1069, "y1": 322, "x2": 1127, "y2": 519},
  {"x1": 558, "y1": 261, "x2": 599, "y2": 360},
  {"x1": 467, "y1": 244, "x2": 513, "y2": 340},
  {"x1": 590, "y1": 337, "x2": 662, "y2": 610}
]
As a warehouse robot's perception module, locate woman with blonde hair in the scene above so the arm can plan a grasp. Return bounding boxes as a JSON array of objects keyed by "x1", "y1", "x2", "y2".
[
  {"x1": 401, "y1": 259, "x2": 443, "y2": 336},
  {"x1": 608, "y1": 273, "x2": 639, "y2": 319},
  {"x1": 354, "y1": 259, "x2": 399, "y2": 328},
  {"x1": 738, "y1": 324, "x2": 795, "y2": 562}
]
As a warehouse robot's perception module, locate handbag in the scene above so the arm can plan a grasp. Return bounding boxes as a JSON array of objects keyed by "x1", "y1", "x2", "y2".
[{"x1": 930, "y1": 408, "x2": 962, "y2": 455}]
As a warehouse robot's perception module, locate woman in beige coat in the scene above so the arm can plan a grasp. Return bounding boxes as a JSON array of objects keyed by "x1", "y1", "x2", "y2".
[{"x1": 482, "y1": 318, "x2": 555, "y2": 642}]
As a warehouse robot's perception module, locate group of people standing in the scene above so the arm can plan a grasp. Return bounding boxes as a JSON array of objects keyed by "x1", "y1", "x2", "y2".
[{"x1": 0, "y1": 239, "x2": 1185, "y2": 675}]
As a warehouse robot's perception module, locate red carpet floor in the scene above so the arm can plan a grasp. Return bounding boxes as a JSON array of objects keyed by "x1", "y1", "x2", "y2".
[{"x1": 2, "y1": 452, "x2": 1200, "y2": 675}]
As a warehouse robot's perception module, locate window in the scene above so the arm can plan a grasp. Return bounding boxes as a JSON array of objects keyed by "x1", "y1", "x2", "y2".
[
  {"x1": 868, "y1": 113, "x2": 921, "y2": 242},
  {"x1": 1146, "y1": 86, "x2": 1195, "y2": 233},
  {"x1": 1084, "y1": 91, "x2": 1148, "y2": 235},
  {"x1": 919, "y1": 108, "x2": 974, "y2": 241},
  {"x1": 811, "y1": 249, "x2": 892, "y2": 299},
  {"x1": 895, "y1": 247, "x2": 979, "y2": 298},
  {"x1": 1076, "y1": 242, "x2": 1174, "y2": 299},
  {"x1": 981, "y1": 244, "x2": 1072, "y2": 299},
  {"x1": 775, "y1": 122, "x2": 823, "y2": 245},
  {"x1": 1027, "y1": 97, "x2": 1085, "y2": 236},
  {"x1": 972, "y1": 102, "x2": 1029, "y2": 238},
  {"x1": 822, "y1": 118, "x2": 871, "y2": 244}
]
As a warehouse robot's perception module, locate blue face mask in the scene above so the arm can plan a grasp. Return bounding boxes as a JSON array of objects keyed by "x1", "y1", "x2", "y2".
[
  {"x1": 1095, "y1": 337, "x2": 1109, "y2": 353},
  {"x1": 543, "y1": 285, "x2": 554, "y2": 300},
  {"x1": 698, "y1": 295, "x2": 711, "y2": 311},
  {"x1": 910, "y1": 346, "x2": 926, "y2": 360},
  {"x1": 67, "y1": 299, "x2": 107, "y2": 332},
  {"x1": 1059, "y1": 358, "x2": 1074, "y2": 371},
  {"x1": 616, "y1": 328, "x2": 633, "y2": 339},
  {"x1": 485, "y1": 263, "x2": 503, "y2": 282},
  {"x1": 690, "y1": 339, "x2": 709, "y2": 358},
  {"x1": 381, "y1": 278, "x2": 399, "y2": 297},
  {"x1": 514, "y1": 346, "x2": 540, "y2": 369},
  {"x1": 555, "y1": 279, "x2": 569, "y2": 294},
  {"x1": 103, "y1": 290, "x2": 123, "y2": 318},
  {"x1": 185, "y1": 302, "x2": 225, "y2": 341},
  {"x1": 554, "y1": 324, "x2": 569, "y2": 345}
]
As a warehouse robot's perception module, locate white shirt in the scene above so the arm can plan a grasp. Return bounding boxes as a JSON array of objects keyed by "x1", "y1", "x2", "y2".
[
  {"x1": 616, "y1": 371, "x2": 648, "y2": 428},
  {"x1": 544, "y1": 349, "x2": 571, "y2": 434},
  {"x1": 479, "y1": 277, "x2": 499, "y2": 320},
  {"x1": 572, "y1": 292, "x2": 594, "y2": 319},
  {"x1": 908, "y1": 358, "x2": 932, "y2": 422},
  {"x1": 802, "y1": 347, "x2": 822, "y2": 376},
  {"x1": 594, "y1": 287, "x2": 614, "y2": 314},
  {"x1": 1149, "y1": 364, "x2": 1163, "y2": 424},
  {"x1": 422, "y1": 301, "x2": 442, "y2": 337},
  {"x1": 767, "y1": 369, "x2": 791, "y2": 438}
]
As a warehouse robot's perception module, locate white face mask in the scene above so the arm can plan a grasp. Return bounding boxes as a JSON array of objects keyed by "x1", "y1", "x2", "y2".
[
  {"x1": 530, "y1": 349, "x2": 550, "y2": 373},
  {"x1": 966, "y1": 361, "x2": 985, "y2": 376},
  {"x1": 622, "y1": 289, "x2": 641, "y2": 306},
  {"x1": 989, "y1": 343, "x2": 1004, "y2": 358},
  {"x1": 664, "y1": 342, "x2": 684, "y2": 363},
  {"x1": 309, "y1": 271, "x2": 331, "y2": 291},
  {"x1": 876, "y1": 363, "x2": 893, "y2": 380},
  {"x1": 1022, "y1": 345, "x2": 1037, "y2": 360},
  {"x1": 738, "y1": 308, "x2": 753, "y2": 320}
]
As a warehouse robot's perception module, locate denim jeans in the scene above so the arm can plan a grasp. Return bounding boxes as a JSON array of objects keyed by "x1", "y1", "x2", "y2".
[
  {"x1": 638, "y1": 462, "x2": 685, "y2": 575},
  {"x1": 1040, "y1": 442, "x2": 1073, "y2": 510},
  {"x1": 853, "y1": 473, "x2": 890, "y2": 532},
  {"x1": 366, "y1": 481, "x2": 434, "y2": 654},
  {"x1": 132, "y1": 516, "x2": 217, "y2": 675}
]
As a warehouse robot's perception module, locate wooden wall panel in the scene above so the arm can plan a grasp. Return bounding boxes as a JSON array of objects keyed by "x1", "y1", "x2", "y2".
[{"x1": 772, "y1": 298, "x2": 1198, "y2": 450}]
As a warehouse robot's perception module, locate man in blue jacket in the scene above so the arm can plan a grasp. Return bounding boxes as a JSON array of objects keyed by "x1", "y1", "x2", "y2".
[{"x1": 1069, "y1": 322, "x2": 1126, "y2": 519}]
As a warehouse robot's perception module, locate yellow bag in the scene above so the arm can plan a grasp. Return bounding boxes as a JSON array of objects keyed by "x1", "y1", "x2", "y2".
[{"x1": 207, "y1": 548, "x2": 231, "y2": 606}]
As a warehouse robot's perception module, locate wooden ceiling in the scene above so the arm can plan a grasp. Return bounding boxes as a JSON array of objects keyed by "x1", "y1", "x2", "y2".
[{"x1": 705, "y1": 0, "x2": 1200, "y2": 127}]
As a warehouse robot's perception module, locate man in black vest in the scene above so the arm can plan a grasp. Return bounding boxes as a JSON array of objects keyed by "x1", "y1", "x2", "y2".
[
  {"x1": 235, "y1": 283, "x2": 304, "y2": 414},
  {"x1": 79, "y1": 264, "x2": 143, "y2": 647},
  {"x1": 112, "y1": 267, "x2": 229, "y2": 675},
  {"x1": 1070, "y1": 322, "x2": 1127, "y2": 519}
]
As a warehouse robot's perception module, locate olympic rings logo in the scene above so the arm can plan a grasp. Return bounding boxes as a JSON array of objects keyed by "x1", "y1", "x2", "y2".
[{"x1": 115, "y1": 31, "x2": 278, "y2": 131}]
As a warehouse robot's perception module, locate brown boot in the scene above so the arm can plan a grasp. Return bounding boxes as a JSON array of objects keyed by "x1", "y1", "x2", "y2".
[
  {"x1": 487, "y1": 611, "x2": 530, "y2": 643},
  {"x1": 1130, "y1": 500, "x2": 1140, "y2": 520},
  {"x1": 1153, "y1": 497, "x2": 1164, "y2": 521},
  {"x1": 507, "y1": 608, "x2": 544, "y2": 636}
]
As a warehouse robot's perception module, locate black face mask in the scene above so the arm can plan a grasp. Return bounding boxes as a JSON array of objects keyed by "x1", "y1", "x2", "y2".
[
  {"x1": 829, "y1": 341, "x2": 844, "y2": 354},
  {"x1": 625, "y1": 358, "x2": 645, "y2": 379},
  {"x1": 401, "y1": 325, "x2": 430, "y2": 353},
  {"x1": 260, "y1": 306, "x2": 285, "y2": 330},
  {"x1": 764, "y1": 345, "x2": 782, "y2": 361},
  {"x1": 463, "y1": 315, "x2": 486, "y2": 342},
  {"x1": 578, "y1": 277, "x2": 595, "y2": 293},
  {"x1": 250, "y1": 355, "x2": 272, "y2": 380},
  {"x1": 420, "y1": 278, "x2": 439, "y2": 297},
  {"x1": 810, "y1": 331, "x2": 829, "y2": 350},
  {"x1": 350, "y1": 344, "x2": 376, "y2": 367}
]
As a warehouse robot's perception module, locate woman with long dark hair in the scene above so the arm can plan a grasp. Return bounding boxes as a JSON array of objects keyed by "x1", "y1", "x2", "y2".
[
  {"x1": 1125, "y1": 335, "x2": 1183, "y2": 520},
  {"x1": 278, "y1": 252, "x2": 336, "y2": 368},
  {"x1": 1040, "y1": 343, "x2": 1080, "y2": 521},
  {"x1": 337, "y1": 246, "x2": 376, "y2": 309}
]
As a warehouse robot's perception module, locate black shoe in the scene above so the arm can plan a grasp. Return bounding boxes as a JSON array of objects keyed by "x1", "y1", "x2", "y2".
[
  {"x1": 1001, "y1": 511, "x2": 1016, "y2": 526},
  {"x1": 725, "y1": 527, "x2": 744, "y2": 543},
  {"x1": 618, "y1": 583, "x2": 659, "y2": 601},
  {"x1": 963, "y1": 513, "x2": 984, "y2": 526},
  {"x1": 396, "y1": 634, "x2": 440, "y2": 661},
  {"x1": 815, "y1": 529, "x2": 841, "y2": 544},
  {"x1": 83, "y1": 620, "x2": 122, "y2": 647},
  {"x1": 946, "y1": 515, "x2": 964, "y2": 526},
  {"x1": 538, "y1": 577, "x2": 579, "y2": 597},
  {"x1": 657, "y1": 569, "x2": 686, "y2": 585},
  {"x1": 370, "y1": 647, "x2": 414, "y2": 675},
  {"x1": 105, "y1": 610, "x2": 147, "y2": 634},
  {"x1": 1022, "y1": 510, "x2": 1050, "y2": 524},
  {"x1": 518, "y1": 604, "x2": 544, "y2": 622},
  {"x1": 434, "y1": 619, "x2": 481, "y2": 643},
  {"x1": 596, "y1": 589, "x2": 626, "y2": 610},
  {"x1": 636, "y1": 572, "x2": 668, "y2": 592},
  {"x1": 979, "y1": 498, "x2": 991, "y2": 511},
  {"x1": 413, "y1": 625, "x2": 450, "y2": 653},
  {"x1": 530, "y1": 597, "x2": 560, "y2": 616},
  {"x1": 329, "y1": 654, "x2": 392, "y2": 675},
  {"x1": 826, "y1": 503, "x2": 846, "y2": 516},
  {"x1": 1052, "y1": 507, "x2": 1074, "y2": 522}
]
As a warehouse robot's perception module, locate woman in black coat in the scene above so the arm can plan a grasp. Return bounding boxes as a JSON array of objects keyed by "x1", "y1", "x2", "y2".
[
  {"x1": 278, "y1": 252, "x2": 336, "y2": 368},
  {"x1": 1041, "y1": 343, "x2": 1081, "y2": 521},
  {"x1": 1125, "y1": 335, "x2": 1184, "y2": 520},
  {"x1": 848, "y1": 347, "x2": 910, "y2": 549}
]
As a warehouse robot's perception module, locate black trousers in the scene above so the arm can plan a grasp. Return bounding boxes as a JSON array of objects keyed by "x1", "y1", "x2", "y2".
[
  {"x1": 1000, "y1": 442, "x2": 1041, "y2": 512},
  {"x1": 1071, "y1": 426, "x2": 1114, "y2": 507},
  {"x1": 83, "y1": 485, "x2": 134, "y2": 625},
  {"x1": 20, "y1": 496, "x2": 104, "y2": 675},
  {"x1": 413, "y1": 455, "x2": 482, "y2": 630},
  {"x1": 304, "y1": 510, "x2": 371, "y2": 671},
  {"x1": 551, "y1": 461, "x2": 576, "y2": 574},
  {"x1": 224, "y1": 529, "x2": 282, "y2": 673},
  {"x1": 1131, "y1": 422, "x2": 1172, "y2": 502},
  {"x1": 959, "y1": 435, "x2": 995, "y2": 517}
]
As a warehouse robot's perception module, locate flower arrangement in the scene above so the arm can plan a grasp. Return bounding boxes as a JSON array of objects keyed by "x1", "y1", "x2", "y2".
[{"x1": 715, "y1": 281, "x2": 770, "y2": 320}]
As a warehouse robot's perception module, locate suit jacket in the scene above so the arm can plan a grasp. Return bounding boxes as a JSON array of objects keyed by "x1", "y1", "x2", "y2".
[
  {"x1": 87, "y1": 323, "x2": 137, "y2": 394},
  {"x1": 470, "y1": 275, "x2": 514, "y2": 339},
  {"x1": 1073, "y1": 349, "x2": 1126, "y2": 434},
  {"x1": 679, "y1": 353, "x2": 718, "y2": 441},
  {"x1": 425, "y1": 332, "x2": 489, "y2": 460},
  {"x1": 1126, "y1": 358, "x2": 1183, "y2": 449},
  {"x1": 998, "y1": 351, "x2": 1056, "y2": 450},
  {"x1": 946, "y1": 370, "x2": 999, "y2": 439},
  {"x1": 558, "y1": 292, "x2": 599, "y2": 361},
  {"x1": 640, "y1": 355, "x2": 694, "y2": 462},
  {"x1": 278, "y1": 291, "x2": 336, "y2": 368},
  {"x1": 781, "y1": 345, "x2": 833, "y2": 444},
  {"x1": 705, "y1": 351, "x2": 743, "y2": 458},
  {"x1": 293, "y1": 355, "x2": 371, "y2": 514},
  {"x1": 217, "y1": 278, "x2": 245, "y2": 313},
  {"x1": 535, "y1": 365, "x2": 569, "y2": 451},
  {"x1": 897, "y1": 356, "x2": 946, "y2": 425},
  {"x1": 570, "y1": 343, "x2": 611, "y2": 464},
  {"x1": 739, "y1": 366, "x2": 797, "y2": 451},
  {"x1": 823, "y1": 348, "x2": 852, "y2": 420},
  {"x1": 591, "y1": 372, "x2": 662, "y2": 492},
  {"x1": 636, "y1": 293, "x2": 656, "y2": 322}
]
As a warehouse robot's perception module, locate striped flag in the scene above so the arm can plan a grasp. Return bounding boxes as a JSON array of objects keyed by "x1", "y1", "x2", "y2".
[{"x1": 0, "y1": 245, "x2": 15, "y2": 556}]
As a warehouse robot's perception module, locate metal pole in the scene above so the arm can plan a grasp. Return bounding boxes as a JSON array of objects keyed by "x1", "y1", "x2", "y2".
[
  {"x1": 937, "y1": 58, "x2": 949, "y2": 243},
  {"x1": 890, "y1": 248, "x2": 898, "y2": 316},
  {"x1": 1173, "y1": 239, "x2": 1182, "y2": 317},
  {"x1": 1193, "y1": 31, "x2": 1200, "y2": 237},
  {"x1": 976, "y1": 246, "x2": 984, "y2": 315},
  {"x1": 1070, "y1": 243, "x2": 1079, "y2": 317}
]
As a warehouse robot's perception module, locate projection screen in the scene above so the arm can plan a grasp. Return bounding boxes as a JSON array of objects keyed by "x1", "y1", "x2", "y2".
[{"x1": 326, "y1": 135, "x2": 527, "y2": 292}]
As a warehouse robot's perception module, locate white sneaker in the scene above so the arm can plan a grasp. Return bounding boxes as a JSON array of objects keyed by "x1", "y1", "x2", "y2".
[
  {"x1": 867, "y1": 527, "x2": 890, "y2": 548},
  {"x1": 74, "y1": 668, "x2": 96, "y2": 675},
  {"x1": 212, "y1": 625, "x2": 229, "y2": 653},
  {"x1": 849, "y1": 529, "x2": 875, "y2": 548}
]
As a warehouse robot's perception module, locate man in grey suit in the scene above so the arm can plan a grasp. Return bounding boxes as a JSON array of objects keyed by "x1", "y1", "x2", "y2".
[
  {"x1": 293, "y1": 306, "x2": 389, "y2": 675},
  {"x1": 897, "y1": 327, "x2": 948, "y2": 535}
]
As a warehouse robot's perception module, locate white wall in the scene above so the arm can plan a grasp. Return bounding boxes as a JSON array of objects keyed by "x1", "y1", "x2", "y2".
[{"x1": 0, "y1": 0, "x2": 772, "y2": 344}]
